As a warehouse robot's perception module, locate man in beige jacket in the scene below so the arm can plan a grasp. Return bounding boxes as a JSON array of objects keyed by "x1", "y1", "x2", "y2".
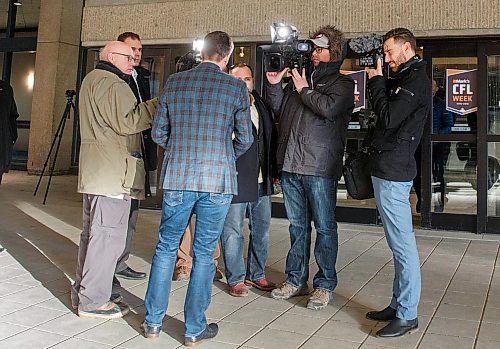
[{"x1": 71, "y1": 41, "x2": 157, "y2": 319}]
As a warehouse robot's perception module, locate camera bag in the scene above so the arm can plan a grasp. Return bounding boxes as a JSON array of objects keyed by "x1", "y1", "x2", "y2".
[{"x1": 343, "y1": 126, "x2": 375, "y2": 200}]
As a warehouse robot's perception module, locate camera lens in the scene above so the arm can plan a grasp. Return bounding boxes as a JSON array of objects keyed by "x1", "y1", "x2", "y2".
[
  {"x1": 266, "y1": 53, "x2": 284, "y2": 72},
  {"x1": 297, "y1": 42, "x2": 311, "y2": 52}
]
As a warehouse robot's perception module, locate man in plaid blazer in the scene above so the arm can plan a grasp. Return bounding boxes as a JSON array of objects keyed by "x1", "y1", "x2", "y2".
[{"x1": 142, "y1": 31, "x2": 253, "y2": 346}]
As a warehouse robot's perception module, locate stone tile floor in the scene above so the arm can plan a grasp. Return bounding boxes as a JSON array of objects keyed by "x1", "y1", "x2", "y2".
[{"x1": 0, "y1": 171, "x2": 499, "y2": 349}]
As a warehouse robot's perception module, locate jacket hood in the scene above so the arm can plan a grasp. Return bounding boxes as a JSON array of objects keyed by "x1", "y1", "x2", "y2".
[{"x1": 95, "y1": 61, "x2": 131, "y2": 83}]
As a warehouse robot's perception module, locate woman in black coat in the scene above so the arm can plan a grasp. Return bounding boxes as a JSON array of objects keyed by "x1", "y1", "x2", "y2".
[{"x1": 0, "y1": 79, "x2": 19, "y2": 184}]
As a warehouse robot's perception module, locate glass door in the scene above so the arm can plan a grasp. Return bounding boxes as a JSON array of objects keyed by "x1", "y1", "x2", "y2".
[
  {"x1": 140, "y1": 45, "x2": 191, "y2": 209},
  {"x1": 482, "y1": 47, "x2": 500, "y2": 233}
]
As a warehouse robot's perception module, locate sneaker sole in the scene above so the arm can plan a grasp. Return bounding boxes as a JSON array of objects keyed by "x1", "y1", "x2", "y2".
[
  {"x1": 306, "y1": 302, "x2": 328, "y2": 311},
  {"x1": 73, "y1": 295, "x2": 124, "y2": 310},
  {"x1": 78, "y1": 306, "x2": 129, "y2": 319},
  {"x1": 271, "y1": 287, "x2": 309, "y2": 300}
]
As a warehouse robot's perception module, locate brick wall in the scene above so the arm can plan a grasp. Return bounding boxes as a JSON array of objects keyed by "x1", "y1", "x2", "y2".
[{"x1": 81, "y1": 0, "x2": 499, "y2": 45}]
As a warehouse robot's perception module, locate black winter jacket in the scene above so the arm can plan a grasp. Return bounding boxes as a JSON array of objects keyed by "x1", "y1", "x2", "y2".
[
  {"x1": 266, "y1": 61, "x2": 354, "y2": 179},
  {"x1": 368, "y1": 56, "x2": 432, "y2": 182},
  {"x1": 129, "y1": 65, "x2": 158, "y2": 172},
  {"x1": 0, "y1": 79, "x2": 19, "y2": 174},
  {"x1": 232, "y1": 90, "x2": 277, "y2": 204}
]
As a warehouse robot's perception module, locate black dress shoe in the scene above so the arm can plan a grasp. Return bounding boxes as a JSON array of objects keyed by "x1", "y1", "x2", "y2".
[
  {"x1": 113, "y1": 276, "x2": 121, "y2": 288},
  {"x1": 366, "y1": 306, "x2": 397, "y2": 321},
  {"x1": 184, "y1": 323, "x2": 218, "y2": 347},
  {"x1": 116, "y1": 267, "x2": 146, "y2": 280},
  {"x1": 141, "y1": 321, "x2": 161, "y2": 339},
  {"x1": 376, "y1": 318, "x2": 418, "y2": 338}
]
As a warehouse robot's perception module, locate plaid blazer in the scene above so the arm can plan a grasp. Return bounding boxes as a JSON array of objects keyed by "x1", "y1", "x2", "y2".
[{"x1": 152, "y1": 62, "x2": 253, "y2": 194}]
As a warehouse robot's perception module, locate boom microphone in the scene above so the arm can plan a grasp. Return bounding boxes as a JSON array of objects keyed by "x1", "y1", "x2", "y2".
[
  {"x1": 349, "y1": 33, "x2": 384, "y2": 68},
  {"x1": 349, "y1": 33, "x2": 383, "y2": 54}
]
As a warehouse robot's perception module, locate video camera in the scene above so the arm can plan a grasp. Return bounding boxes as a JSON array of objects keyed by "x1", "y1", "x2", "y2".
[
  {"x1": 349, "y1": 33, "x2": 383, "y2": 69},
  {"x1": 175, "y1": 39, "x2": 204, "y2": 73},
  {"x1": 263, "y1": 23, "x2": 312, "y2": 72},
  {"x1": 65, "y1": 89, "x2": 76, "y2": 98}
]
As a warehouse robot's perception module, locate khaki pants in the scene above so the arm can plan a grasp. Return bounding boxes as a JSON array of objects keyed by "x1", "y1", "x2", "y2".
[
  {"x1": 176, "y1": 215, "x2": 220, "y2": 269},
  {"x1": 71, "y1": 194, "x2": 131, "y2": 311},
  {"x1": 115, "y1": 198, "x2": 140, "y2": 273}
]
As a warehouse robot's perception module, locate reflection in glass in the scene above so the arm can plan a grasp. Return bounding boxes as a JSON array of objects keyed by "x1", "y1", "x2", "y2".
[
  {"x1": 487, "y1": 56, "x2": 500, "y2": 134},
  {"x1": 430, "y1": 141, "x2": 477, "y2": 214},
  {"x1": 432, "y1": 57, "x2": 478, "y2": 134},
  {"x1": 487, "y1": 143, "x2": 500, "y2": 216}
]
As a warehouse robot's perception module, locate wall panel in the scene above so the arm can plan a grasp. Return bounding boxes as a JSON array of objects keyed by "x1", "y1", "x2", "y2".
[{"x1": 81, "y1": 0, "x2": 500, "y2": 46}]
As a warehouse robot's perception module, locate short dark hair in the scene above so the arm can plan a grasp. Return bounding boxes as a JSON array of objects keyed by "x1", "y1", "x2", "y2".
[
  {"x1": 383, "y1": 28, "x2": 416, "y2": 51},
  {"x1": 311, "y1": 25, "x2": 346, "y2": 62},
  {"x1": 117, "y1": 32, "x2": 141, "y2": 42},
  {"x1": 229, "y1": 62, "x2": 253, "y2": 77},
  {"x1": 201, "y1": 31, "x2": 233, "y2": 62}
]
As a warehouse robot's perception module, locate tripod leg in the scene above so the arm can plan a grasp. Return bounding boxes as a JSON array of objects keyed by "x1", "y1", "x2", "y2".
[
  {"x1": 43, "y1": 115, "x2": 68, "y2": 205},
  {"x1": 34, "y1": 103, "x2": 71, "y2": 196}
]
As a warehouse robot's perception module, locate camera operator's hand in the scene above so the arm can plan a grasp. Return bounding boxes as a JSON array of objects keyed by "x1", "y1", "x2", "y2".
[
  {"x1": 365, "y1": 58, "x2": 383, "y2": 79},
  {"x1": 266, "y1": 68, "x2": 289, "y2": 85},
  {"x1": 291, "y1": 68, "x2": 309, "y2": 93}
]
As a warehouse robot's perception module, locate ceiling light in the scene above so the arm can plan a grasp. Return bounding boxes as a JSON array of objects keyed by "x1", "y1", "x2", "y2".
[{"x1": 14, "y1": 2, "x2": 22, "y2": 6}]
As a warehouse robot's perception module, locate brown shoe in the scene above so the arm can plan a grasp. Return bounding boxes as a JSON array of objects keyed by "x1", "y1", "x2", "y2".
[
  {"x1": 173, "y1": 265, "x2": 191, "y2": 281},
  {"x1": 229, "y1": 282, "x2": 249, "y2": 297},
  {"x1": 214, "y1": 266, "x2": 224, "y2": 281},
  {"x1": 245, "y1": 278, "x2": 276, "y2": 292}
]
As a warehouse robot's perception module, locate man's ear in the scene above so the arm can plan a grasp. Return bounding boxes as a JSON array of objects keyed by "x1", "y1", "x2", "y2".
[{"x1": 403, "y1": 41, "x2": 413, "y2": 55}]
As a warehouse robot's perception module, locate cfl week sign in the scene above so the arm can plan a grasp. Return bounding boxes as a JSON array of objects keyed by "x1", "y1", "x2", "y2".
[
  {"x1": 340, "y1": 70, "x2": 366, "y2": 112},
  {"x1": 446, "y1": 69, "x2": 477, "y2": 115}
]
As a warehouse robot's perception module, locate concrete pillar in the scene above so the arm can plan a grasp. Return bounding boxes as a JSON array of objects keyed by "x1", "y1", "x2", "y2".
[{"x1": 28, "y1": 0, "x2": 84, "y2": 175}]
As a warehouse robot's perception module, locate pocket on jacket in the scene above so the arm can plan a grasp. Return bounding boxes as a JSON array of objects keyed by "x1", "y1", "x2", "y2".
[
  {"x1": 301, "y1": 141, "x2": 328, "y2": 172},
  {"x1": 124, "y1": 154, "x2": 146, "y2": 190},
  {"x1": 208, "y1": 193, "x2": 233, "y2": 205},
  {"x1": 163, "y1": 190, "x2": 183, "y2": 207}
]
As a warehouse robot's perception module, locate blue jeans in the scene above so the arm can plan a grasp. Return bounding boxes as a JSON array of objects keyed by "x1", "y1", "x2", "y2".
[
  {"x1": 371, "y1": 176, "x2": 421, "y2": 320},
  {"x1": 144, "y1": 190, "x2": 232, "y2": 337},
  {"x1": 221, "y1": 184, "x2": 272, "y2": 286},
  {"x1": 280, "y1": 172, "x2": 339, "y2": 292}
]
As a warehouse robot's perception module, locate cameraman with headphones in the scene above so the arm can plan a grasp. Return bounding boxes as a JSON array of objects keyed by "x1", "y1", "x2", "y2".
[{"x1": 364, "y1": 28, "x2": 431, "y2": 338}]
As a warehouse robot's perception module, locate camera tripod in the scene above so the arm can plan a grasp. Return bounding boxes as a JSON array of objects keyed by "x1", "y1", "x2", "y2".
[{"x1": 34, "y1": 90, "x2": 77, "y2": 205}]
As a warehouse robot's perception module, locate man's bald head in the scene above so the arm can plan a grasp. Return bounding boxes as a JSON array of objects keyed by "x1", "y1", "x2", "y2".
[{"x1": 100, "y1": 41, "x2": 135, "y2": 75}]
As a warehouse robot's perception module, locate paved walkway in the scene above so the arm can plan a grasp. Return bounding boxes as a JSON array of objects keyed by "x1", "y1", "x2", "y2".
[{"x1": 0, "y1": 171, "x2": 499, "y2": 349}]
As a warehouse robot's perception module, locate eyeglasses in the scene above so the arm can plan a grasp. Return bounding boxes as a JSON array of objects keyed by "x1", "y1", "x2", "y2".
[
  {"x1": 313, "y1": 47, "x2": 326, "y2": 54},
  {"x1": 111, "y1": 52, "x2": 135, "y2": 62}
]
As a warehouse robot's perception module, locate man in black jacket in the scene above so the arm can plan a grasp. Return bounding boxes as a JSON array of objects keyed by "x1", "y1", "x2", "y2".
[
  {"x1": 221, "y1": 63, "x2": 277, "y2": 297},
  {"x1": 0, "y1": 79, "x2": 18, "y2": 185},
  {"x1": 113, "y1": 32, "x2": 156, "y2": 285},
  {"x1": 365, "y1": 28, "x2": 431, "y2": 338},
  {"x1": 266, "y1": 25, "x2": 354, "y2": 310}
]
